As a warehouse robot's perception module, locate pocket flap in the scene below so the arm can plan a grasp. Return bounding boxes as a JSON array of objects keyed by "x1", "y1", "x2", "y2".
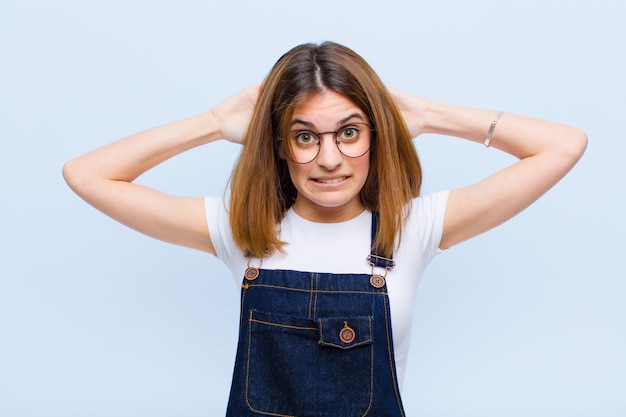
[{"x1": 318, "y1": 316, "x2": 373, "y2": 349}]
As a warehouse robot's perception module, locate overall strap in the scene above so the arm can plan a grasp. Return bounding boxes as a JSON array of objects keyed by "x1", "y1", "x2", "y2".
[{"x1": 368, "y1": 212, "x2": 395, "y2": 270}]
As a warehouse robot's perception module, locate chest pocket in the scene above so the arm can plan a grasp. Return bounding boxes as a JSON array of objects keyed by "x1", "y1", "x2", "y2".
[{"x1": 246, "y1": 310, "x2": 374, "y2": 417}]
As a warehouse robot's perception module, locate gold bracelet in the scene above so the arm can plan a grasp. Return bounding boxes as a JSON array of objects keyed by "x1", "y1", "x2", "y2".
[{"x1": 484, "y1": 111, "x2": 504, "y2": 147}]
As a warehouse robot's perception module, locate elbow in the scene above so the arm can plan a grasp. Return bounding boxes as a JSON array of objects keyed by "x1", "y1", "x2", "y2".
[
  {"x1": 62, "y1": 159, "x2": 76, "y2": 190},
  {"x1": 559, "y1": 127, "x2": 588, "y2": 165},
  {"x1": 569, "y1": 127, "x2": 588, "y2": 162},
  {"x1": 62, "y1": 158, "x2": 88, "y2": 195}
]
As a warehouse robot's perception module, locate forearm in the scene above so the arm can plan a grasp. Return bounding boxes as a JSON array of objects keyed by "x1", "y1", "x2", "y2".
[
  {"x1": 422, "y1": 101, "x2": 587, "y2": 161},
  {"x1": 64, "y1": 111, "x2": 221, "y2": 188}
]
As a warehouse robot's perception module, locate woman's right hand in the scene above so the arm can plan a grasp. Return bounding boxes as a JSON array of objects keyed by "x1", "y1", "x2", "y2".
[{"x1": 210, "y1": 84, "x2": 260, "y2": 144}]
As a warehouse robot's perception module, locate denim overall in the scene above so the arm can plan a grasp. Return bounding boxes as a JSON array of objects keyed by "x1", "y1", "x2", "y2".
[{"x1": 226, "y1": 215, "x2": 406, "y2": 416}]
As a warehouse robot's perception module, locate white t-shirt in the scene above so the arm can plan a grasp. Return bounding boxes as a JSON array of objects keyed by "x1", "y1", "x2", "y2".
[{"x1": 204, "y1": 191, "x2": 448, "y2": 388}]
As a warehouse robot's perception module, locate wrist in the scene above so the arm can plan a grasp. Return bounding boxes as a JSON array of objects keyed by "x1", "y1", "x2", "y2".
[
  {"x1": 420, "y1": 100, "x2": 448, "y2": 136},
  {"x1": 421, "y1": 102, "x2": 493, "y2": 144},
  {"x1": 194, "y1": 110, "x2": 223, "y2": 145}
]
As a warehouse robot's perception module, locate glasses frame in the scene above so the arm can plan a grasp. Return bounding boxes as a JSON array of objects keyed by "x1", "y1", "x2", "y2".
[{"x1": 278, "y1": 122, "x2": 376, "y2": 164}]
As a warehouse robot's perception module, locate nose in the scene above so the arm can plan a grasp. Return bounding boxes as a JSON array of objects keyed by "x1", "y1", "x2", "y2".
[{"x1": 315, "y1": 135, "x2": 343, "y2": 169}]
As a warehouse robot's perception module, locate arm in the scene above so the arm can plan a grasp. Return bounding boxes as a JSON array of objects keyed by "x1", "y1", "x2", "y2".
[
  {"x1": 390, "y1": 89, "x2": 588, "y2": 249},
  {"x1": 62, "y1": 86, "x2": 259, "y2": 255}
]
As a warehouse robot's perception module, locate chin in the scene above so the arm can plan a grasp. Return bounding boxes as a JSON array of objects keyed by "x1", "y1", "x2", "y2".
[
  {"x1": 297, "y1": 193, "x2": 364, "y2": 216},
  {"x1": 307, "y1": 194, "x2": 356, "y2": 209}
]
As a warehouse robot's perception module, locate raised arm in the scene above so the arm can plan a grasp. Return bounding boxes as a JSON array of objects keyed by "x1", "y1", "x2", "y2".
[
  {"x1": 62, "y1": 86, "x2": 259, "y2": 255},
  {"x1": 390, "y1": 88, "x2": 588, "y2": 249}
]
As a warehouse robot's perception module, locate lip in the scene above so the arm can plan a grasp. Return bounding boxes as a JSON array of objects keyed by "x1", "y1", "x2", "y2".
[{"x1": 311, "y1": 175, "x2": 350, "y2": 185}]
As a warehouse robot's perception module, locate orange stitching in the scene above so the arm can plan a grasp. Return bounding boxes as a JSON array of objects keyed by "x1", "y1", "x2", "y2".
[
  {"x1": 239, "y1": 285, "x2": 248, "y2": 326},
  {"x1": 250, "y1": 318, "x2": 316, "y2": 331},
  {"x1": 360, "y1": 318, "x2": 374, "y2": 417},
  {"x1": 312, "y1": 273, "x2": 319, "y2": 320},
  {"x1": 245, "y1": 283, "x2": 387, "y2": 296},
  {"x1": 307, "y1": 273, "x2": 313, "y2": 319},
  {"x1": 244, "y1": 310, "x2": 298, "y2": 417},
  {"x1": 383, "y1": 295, "x2": 405, "y2": 416},
  {"x1": 245, "y1": 311, "x2": 253, "y2": 411},
  {"x1": 241, "y1": 283, "x2": 397, "y2": 415},
  {"x1": 320, "y1": 339, "x2": 373, "y2": 349}
]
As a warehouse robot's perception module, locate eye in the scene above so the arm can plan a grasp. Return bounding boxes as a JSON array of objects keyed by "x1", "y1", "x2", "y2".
[
  {"x1": 338, "y1": 126, "x2": 360, "y2": 141},
  {"x1": 293, "y1": 131, "x2": 318, "y2": 145}
]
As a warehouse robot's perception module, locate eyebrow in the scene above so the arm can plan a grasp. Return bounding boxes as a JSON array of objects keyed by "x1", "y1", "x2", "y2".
[{"x1": 290, "y1": 113, "x2": 365, "y2": 129}]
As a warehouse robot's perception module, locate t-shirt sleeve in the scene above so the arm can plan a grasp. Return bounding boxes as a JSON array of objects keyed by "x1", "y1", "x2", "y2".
[
  {"x1": 204, "y1": 197, "x2": 235, "y2": 262},
  {"x1": 408, "y1": 190, "x2": 449, "y2": 260},
  {"x1": 204, "y1": 198, "x2": 249, "y2": 286}
]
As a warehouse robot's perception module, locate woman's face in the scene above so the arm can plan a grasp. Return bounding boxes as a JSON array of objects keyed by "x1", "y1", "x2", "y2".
[{"x1": 286, "y1": 91, "x2": 371, "y2": 222}]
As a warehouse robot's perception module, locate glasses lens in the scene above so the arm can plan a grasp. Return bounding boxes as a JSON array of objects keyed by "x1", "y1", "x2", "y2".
[
  {"x1": 286, "y1": 131, "x2": 319, "y2": 163},
  {"x1": 336, "y1": 124, "x2": 371, "y2": 158}
]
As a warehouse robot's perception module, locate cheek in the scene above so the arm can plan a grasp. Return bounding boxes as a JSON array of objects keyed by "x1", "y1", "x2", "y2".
[
  {"x1": 355, "y1": 155, "x2": 371, "y2": 178},
  {"x1": 286, "y1": 162, "x2": 306, "y2": 186}
]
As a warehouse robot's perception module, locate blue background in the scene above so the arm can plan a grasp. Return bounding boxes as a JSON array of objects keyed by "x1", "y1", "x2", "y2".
[{"x1": 1, "y1": 1, "x2": 624, "y2": 415}]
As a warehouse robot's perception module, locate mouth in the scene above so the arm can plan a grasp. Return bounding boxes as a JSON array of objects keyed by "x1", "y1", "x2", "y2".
[{"x1": 313, "y1": 176, "x2": 348, "y2": 184}]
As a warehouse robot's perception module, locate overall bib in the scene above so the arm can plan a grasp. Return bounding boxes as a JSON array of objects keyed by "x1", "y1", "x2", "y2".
[{"x1": 226, "y1": 216, "x2": 406, "y2": 416}]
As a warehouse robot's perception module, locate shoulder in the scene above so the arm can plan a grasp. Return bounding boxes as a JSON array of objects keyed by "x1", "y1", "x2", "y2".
[
  {"x1": 204, "y1": 197, "x2": 230, "y2": 230},
  {"x1": 203, "y1": 197, "x2": 236, "y2": 256},
  {"x1": 415, "y1": 190, "x2": 449, "y2": 209},
  {"x1": 400, "y1": 191, "x2": 450, "y2": 252},
  {"x1": 406, "y1": 191, "x2": 449, "y2": 225}
]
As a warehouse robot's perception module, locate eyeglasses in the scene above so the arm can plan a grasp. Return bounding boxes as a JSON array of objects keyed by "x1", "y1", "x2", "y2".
[{"x1": 279, "y1": 122, "x2": 375, "y2": 164}]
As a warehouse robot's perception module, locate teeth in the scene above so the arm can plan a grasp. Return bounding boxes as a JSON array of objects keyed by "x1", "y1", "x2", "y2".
[{"x1": 316, "y1": 177, "x2": 346, "y2": 184}]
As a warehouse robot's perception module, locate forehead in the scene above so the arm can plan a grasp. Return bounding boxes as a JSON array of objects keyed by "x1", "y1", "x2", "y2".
[{"x1": 291, "y1": 91, "x2": 365, "y2": 125}]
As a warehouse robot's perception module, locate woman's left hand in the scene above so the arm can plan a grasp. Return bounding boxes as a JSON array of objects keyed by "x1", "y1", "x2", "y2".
[{"x1": 387, "y1": 87, "x2": 431, "y2": 138}]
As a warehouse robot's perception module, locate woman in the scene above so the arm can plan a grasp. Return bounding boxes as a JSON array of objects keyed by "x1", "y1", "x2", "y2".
[{"x1": 63, "y1": 42, "x2": 587, "y2": 416}]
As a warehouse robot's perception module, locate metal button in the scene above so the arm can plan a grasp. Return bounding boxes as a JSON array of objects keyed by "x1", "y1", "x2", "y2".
[
  {"x1": 339, "y1": 322, "x2": 356, "y2": 344},
  {"x1": 370, "y1": 274, "x2": 385, "y2": 288},
  {"x1": 244, "y1": 267, "x2": 259, "y2": 281}
]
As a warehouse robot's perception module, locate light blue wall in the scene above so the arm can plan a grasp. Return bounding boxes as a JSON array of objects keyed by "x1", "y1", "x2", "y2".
[{"x1": 1, "y1": 1, "x2": 624, "y2": 416}]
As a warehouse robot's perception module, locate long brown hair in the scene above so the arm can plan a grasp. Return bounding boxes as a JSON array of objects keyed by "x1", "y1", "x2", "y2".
[{"x1": 229, "y1": 41, "x2": 422, "y2": 258}]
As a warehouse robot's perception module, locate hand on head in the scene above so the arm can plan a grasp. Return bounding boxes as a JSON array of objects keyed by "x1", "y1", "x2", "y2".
[
  {"x1": 210, "y1": 84, "x2": 260, "y2": 144},
  {"x1": 387, "y1": 87, "x2": 430, "y2": 139}
]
